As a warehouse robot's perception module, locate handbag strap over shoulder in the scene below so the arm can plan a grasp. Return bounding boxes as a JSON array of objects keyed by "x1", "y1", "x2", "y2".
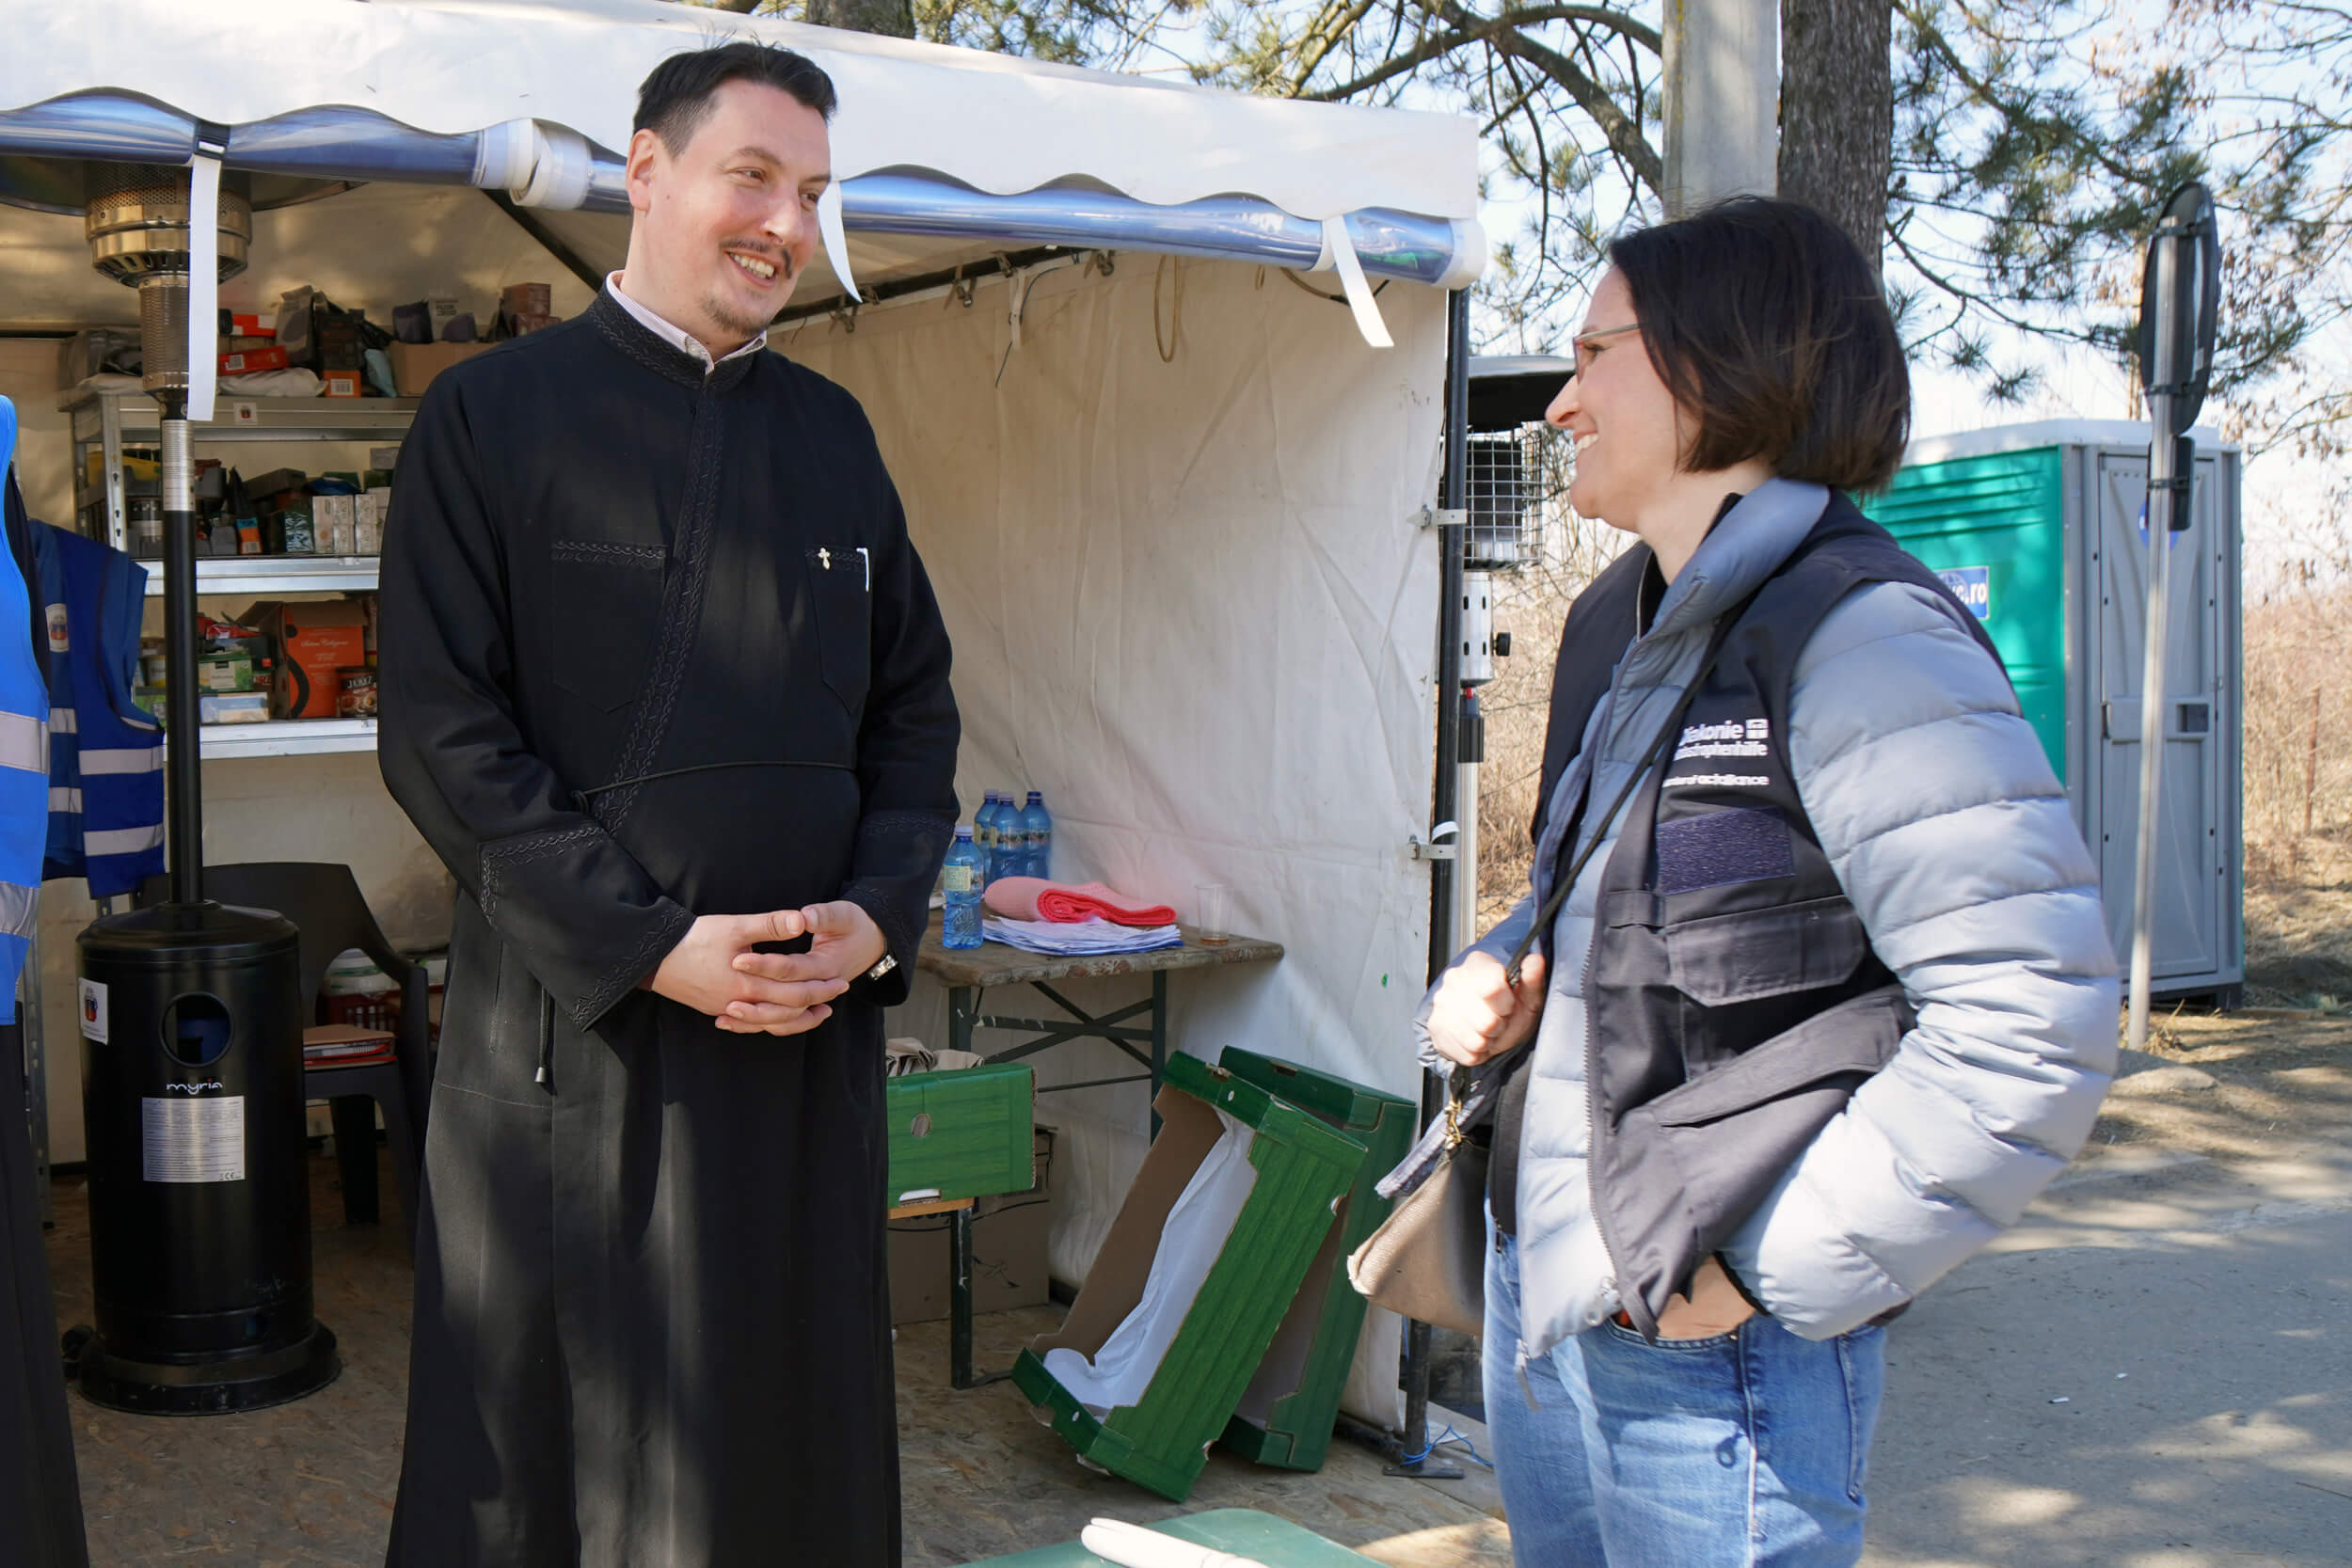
[
  {"x1": 1443, "y1": 592, "x2": 1756, "y2": 1115},
  {"x1": 1499, "y1": 599, "x2": 1747, "y2": 988}
]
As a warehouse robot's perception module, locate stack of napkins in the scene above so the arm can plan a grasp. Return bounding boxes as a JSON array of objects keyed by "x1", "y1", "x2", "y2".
[{"x1": 981, "y1": 915, "x2": 1183, "y2": 957}]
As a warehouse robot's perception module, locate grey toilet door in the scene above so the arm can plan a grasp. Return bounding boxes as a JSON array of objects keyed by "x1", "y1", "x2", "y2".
[{"x1": 2092, "y1": 451, "x2": 2225, "y2": 984}]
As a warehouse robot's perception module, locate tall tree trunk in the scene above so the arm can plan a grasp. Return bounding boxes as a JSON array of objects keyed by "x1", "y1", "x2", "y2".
[
  {"x1": 804, "y1": 0, "x2": 914, "y2": 35},
  {"x1": 1777, "y1": 0, "x2": 1893, "y2": 273}
]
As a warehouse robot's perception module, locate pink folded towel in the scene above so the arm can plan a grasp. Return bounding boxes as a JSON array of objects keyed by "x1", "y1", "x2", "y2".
[{"x1": 983, "y1": 878, "x2": 1179, "y2": 928}]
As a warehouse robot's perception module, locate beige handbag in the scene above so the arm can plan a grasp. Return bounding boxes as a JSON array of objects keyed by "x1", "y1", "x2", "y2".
[
  {"x1": 1346, "y1": 615, "x2": 1741, "y2": 1338},
  {"x1": 1344, "y1": 1089, "x2": 1489, "y2": 1338}
]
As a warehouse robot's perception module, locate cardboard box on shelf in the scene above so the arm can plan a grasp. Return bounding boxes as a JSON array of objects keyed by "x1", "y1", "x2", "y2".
[
  {"x1": 248, "y1": 599, "x2": 370, "y2": 719},
  {"x1": 220, "y1": 311, "x2": 275, "y2": 339},
  {"x1": 353, "y1": 493, "x2": 385, "y2": 555},
  {"x1": 315, "y1": 316, "x2": 365, "y2": 372},
  {"x1": 265, "y1": 500, "x2": 315, "y2": 556},
  {"x1": 501, "y1": 282, "x2": 553, "y2": 322},
  {"x1": 388, "y1": 341, "x2": 488, "y2": 397},
  {"x1": 322, "y1": 370, "x2": 362, "y2": 398},
  {"x1": 219, "y1": 345, "x2": 291, "y2": 376},
  {"x1": 312, "y1": 494, "x2": 358, "y2": 556},
  {"x1": 195, "y1": 652, "x2": 256, "y2": 693},
  {"x1": 239, "y1": 467, "x2": 308, "y2": 499},
  {"x1": 198, "y1": 691, "x2": 269, "y2": 725}
]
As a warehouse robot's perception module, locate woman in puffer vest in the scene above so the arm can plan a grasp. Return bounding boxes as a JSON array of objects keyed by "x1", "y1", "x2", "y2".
[{"x1": 1416, "y1": 197, "x2": 2119, "y2": 1565}]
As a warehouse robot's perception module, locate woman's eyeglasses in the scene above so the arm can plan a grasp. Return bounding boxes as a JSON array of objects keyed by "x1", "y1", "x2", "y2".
[{"x1": 1572, "y1": 322, "x2": 1641, "y2": 377}]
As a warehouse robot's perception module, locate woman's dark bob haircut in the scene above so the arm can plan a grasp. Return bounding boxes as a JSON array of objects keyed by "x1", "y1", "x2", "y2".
[{"x1": 1607, "y1": 196, "x2": 1910, "y2": 494}]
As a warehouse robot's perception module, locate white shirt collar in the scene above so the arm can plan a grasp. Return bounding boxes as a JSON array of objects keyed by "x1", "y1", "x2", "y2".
[{"x1": 604, "y1": 272, "x2": 768, "y2": 372}]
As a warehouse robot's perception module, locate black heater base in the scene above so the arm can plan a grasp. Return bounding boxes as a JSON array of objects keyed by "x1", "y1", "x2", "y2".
[{"x1": 70, "y1": 1321, "x2": 339, "y2": 1417}]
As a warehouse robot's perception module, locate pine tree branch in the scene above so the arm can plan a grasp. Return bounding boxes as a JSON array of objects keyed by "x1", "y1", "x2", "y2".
[
  {"x1": 1299, "y1": 3, "x2": 1659, "y2": 103},
  {"x1": 1406, "y1": 0, "x2": 1661, "y2": 194}
]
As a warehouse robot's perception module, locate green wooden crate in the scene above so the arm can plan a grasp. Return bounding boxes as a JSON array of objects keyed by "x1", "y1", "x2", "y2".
[
  {"x1": 1215, "y1": 1048, "x2": 1417, "y2": 1471},
  {"x1": 960, "y1": 1508, "x2": 1379, "y2": 1566},
  {"x1": 883, "y1": 1063, "x2": 1036, "y2": 1207},
  {"x1": 1012, "y1": 1053, "x2": 1368, "y2": 1501}
]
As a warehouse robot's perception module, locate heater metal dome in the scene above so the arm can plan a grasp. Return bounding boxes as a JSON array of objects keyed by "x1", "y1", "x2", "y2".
[{"x1": 84, "y1": 163, "x2": 254, "y2": 283}]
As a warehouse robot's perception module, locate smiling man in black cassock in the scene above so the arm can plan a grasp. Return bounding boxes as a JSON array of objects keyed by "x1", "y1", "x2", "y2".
[{"x1": 376, "y1": 43, "x2": 959, "y2": 1568}]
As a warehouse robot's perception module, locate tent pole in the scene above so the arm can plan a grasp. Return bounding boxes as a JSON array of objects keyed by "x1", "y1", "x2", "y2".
[
  {"x1": 1390, "y1": 286, "x2": 1471, "y2": 1480},
  {"x1": 484, "y1": 191, "x2": 608, "y2": 295}
]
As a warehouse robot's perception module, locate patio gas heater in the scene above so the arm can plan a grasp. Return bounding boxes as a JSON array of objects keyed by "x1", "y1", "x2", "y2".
[
  {"x1": 1451, "y1": 356, "x2": 1568, "y2": 944},
  {"x1": 63, "y1": 153, "x2": 338, "y2": 1413}
]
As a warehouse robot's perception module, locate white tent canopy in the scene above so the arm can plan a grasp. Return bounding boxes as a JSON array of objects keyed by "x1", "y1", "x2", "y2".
[
  {"x1": 1, "y1": 0, "x2": 1472, "y2": 1427},
  {"x1": 0, "y1": 0, "x2": 1484, "y2": 333},
  {"x1": 8, "y1": 0, "x2": 1480, "y2": 223}
]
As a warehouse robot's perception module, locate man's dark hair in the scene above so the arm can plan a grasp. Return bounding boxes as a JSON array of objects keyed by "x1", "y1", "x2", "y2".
[
  {"x1": 634, "y1": 42, "x2": 838, "y2": 155},
  {"x1": 1607, "y1": 197, "x2": 1911, "y2": 494}
]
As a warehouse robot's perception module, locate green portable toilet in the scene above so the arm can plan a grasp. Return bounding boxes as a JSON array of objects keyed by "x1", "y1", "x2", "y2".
[
  {"x1": 1214, "y1": 1047, "x2": 1416, "y2": 1472},
  {"x1": 1861, "y1": 420, "x2": 2244, "y2": 1004}
]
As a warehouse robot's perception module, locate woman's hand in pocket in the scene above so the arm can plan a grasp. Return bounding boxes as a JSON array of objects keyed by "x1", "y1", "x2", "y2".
[
  {"x1": 1425, "y1": 951, "x2": 1548, "y2": 1068},
  {"x1": 1653, "y1": 1256, "x2": 1760, "y2": 1339}
]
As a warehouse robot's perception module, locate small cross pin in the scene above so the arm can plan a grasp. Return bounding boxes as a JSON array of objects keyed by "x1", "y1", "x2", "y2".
[{"x1": 817, "y1": 547, "x2": 832, "y2": 569}]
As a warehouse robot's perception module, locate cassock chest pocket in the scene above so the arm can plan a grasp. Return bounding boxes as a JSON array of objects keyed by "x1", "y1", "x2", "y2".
[
  {"x1": 550, "y1": 538, "x2": 665, "y2": 712},
  {"x1": 805, "y1": 546, "x2": 871, "y2": 717},
  {"x1": 1662, "y1": 894, "x2": 1870, "y2": 1007}
]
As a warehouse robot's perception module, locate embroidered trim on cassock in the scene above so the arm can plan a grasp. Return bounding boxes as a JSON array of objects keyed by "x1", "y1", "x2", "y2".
[
  {"x1": 478, "y1": 822, "x2": 604, "y2": 926},
  {"x1": 552, "y1": 539, "x2": 666, "y2": 570}
]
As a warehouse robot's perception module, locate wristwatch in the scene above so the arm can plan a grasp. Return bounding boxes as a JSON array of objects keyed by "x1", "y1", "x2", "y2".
[{"x1": 863, "y1": 953, "x2": 898, "y2": 985}]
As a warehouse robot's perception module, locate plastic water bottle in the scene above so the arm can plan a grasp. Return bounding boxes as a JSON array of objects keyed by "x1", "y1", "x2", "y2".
[
  {"x1": 989, "y1": 787, "x2": 1020, "y2": 882},
  {"x1": 1018, "y1": 791, "x2": 1053, "y2": 880},
  {"x1": 942, "y1": 826, "x2": 984, "y2": 949},
  {"x1": 974, "y1": 790, "x2": 1004, "y2": 886}
]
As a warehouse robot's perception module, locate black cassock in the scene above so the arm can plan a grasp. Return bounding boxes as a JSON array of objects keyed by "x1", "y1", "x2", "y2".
[
  {"x1": 377, "y1": 292, "x2": 959, "y2": 1568},
  {"x1": 1, "y1": 473, "x2": 87, "y2": 1568},
  {"x1": 1, "y1": 1033, "x2": 89, "y2": 1568}
]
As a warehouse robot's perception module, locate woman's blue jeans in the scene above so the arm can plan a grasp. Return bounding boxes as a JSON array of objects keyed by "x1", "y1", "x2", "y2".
[{"x1": 1483, "y1": 1217, "x2": 1885, "y2": 1567}]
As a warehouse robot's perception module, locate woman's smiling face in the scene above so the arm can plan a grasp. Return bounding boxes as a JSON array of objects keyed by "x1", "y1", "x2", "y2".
[{"x1": 1546, "y1": 269, "x2": 1692, "y2": 531}]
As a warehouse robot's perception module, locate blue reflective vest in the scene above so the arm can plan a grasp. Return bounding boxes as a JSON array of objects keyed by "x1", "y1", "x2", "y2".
[
  {"x1": 0, "y1": 400, "x2": 49, "y2": 1022},
  {"x1": 34, "y1": 519, "x2": 162, "y2": 902}
]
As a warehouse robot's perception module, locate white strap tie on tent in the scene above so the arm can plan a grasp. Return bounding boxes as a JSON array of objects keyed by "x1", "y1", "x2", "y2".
[
  {"x1": 816, "y1": 181, "x2": 861, "y2": 303},
  {"x1": 1316, "y1": 214, "x2": 1392, "y2": 350},
  {"x1": 184, "y1": 132, "x2": 223, "y2": 422}
]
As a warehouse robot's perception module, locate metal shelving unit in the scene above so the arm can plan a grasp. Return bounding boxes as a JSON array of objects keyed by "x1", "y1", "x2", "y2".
[
  {"x1": 179, "y1": 718, "x2": 379, "y2": 760},
  {"x1": 63, "y1": 388, "x2": 415, "y2": 555},
  {"x1": 143, "y1": 557, "x2": 381, "y2": 597}
]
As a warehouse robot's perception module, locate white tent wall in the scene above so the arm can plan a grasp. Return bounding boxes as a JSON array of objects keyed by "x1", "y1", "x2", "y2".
[{"x1": 784, "y1": 254, "x2": 1442, "y2": 1424}]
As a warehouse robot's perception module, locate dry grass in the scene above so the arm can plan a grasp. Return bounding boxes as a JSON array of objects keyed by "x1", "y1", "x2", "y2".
[
  {"x1": 2242, "y1": 574, "x2": 2352, "y2": 1006},
  {"x1": 2244, "y1": 828, "x2": 2352, "y2": 1007},
  {"x1": 1473, "y1": 499, "x2": 1627, "y2": 939}
]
